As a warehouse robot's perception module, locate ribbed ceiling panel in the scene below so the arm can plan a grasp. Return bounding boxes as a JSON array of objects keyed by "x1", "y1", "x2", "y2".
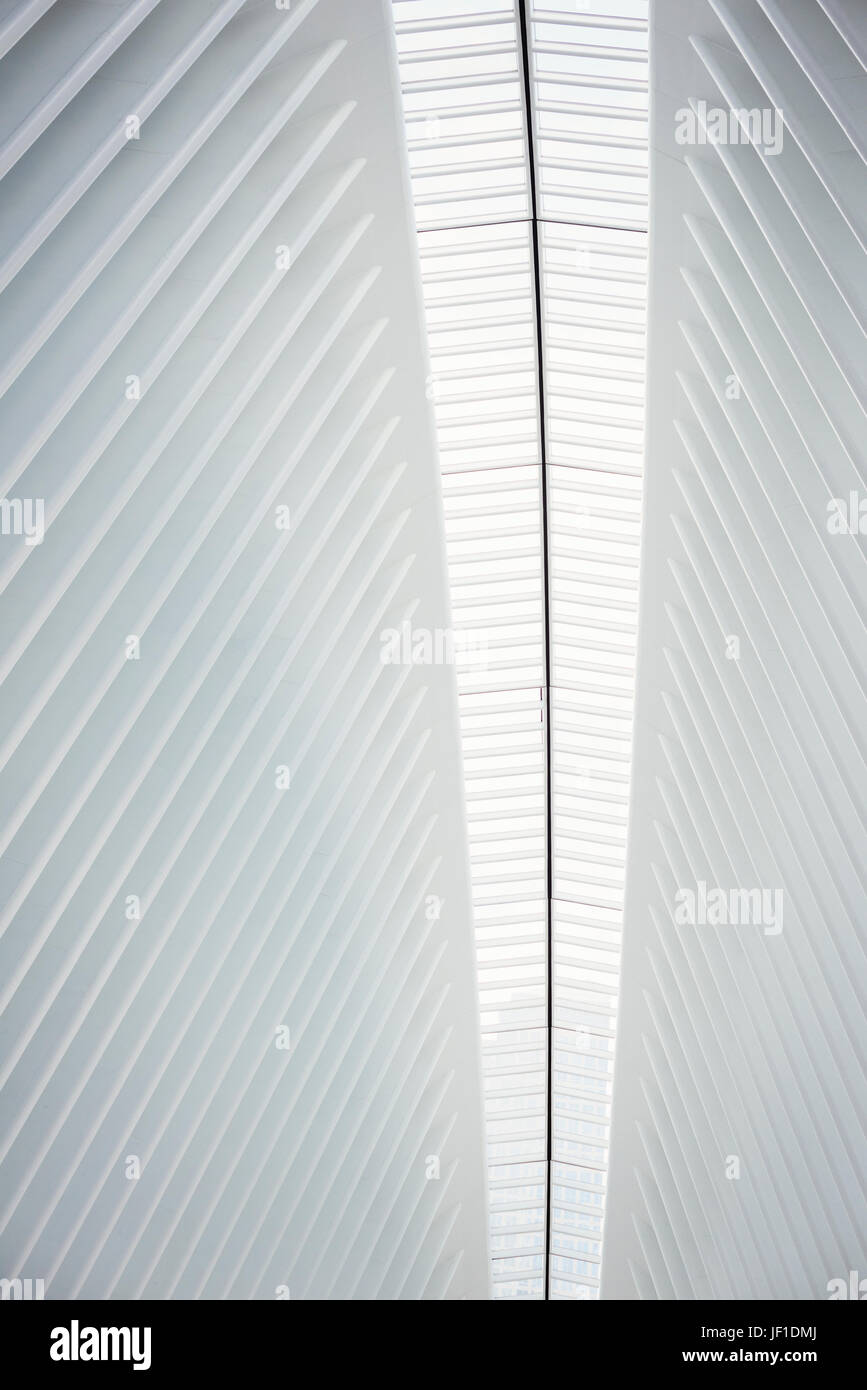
[
  {"x1": 602, "y1": 0, "x2": 867, "y2": 1300},
  {"x1": 0, "y1": 0, "x2": 489, "y2": 1300}
]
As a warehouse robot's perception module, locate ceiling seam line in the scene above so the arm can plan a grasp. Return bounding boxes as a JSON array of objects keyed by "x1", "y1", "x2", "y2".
[
  {"x1": 417, "y1": 218, "x2": 647, "y2": 235},
  {"x1": 517, "y1": 0, "x2": 553, "y2": 1304}
]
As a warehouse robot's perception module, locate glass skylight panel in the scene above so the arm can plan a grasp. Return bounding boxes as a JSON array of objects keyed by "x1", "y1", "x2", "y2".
[
  {"x1": 541, "y1": 221, "x2": 647, "y2": 473},
  {"x1": 530, "y1": 3, "x2": 647, "y2": 1302},
  {"x1": 529, "y1": 0, "x2": 648, "y2": 231},
  {"x1": 394, "y1": 0, "x2": 647, "y2": 1301},
  {"x1": 536, "y1": 49, "x2": 646, "y2": 1306},
  {"x1": 395, "y1": 2, "x2": 529, "y2": 229},
  {"x1": 423, "y1": 225, "x2": 538, "y2": 471},
  {"x1": 394, "y1": 4, "x2": 548, "y2": 1298}
]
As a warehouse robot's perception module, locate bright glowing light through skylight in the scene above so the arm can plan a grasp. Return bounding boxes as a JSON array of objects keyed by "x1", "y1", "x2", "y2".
[{"x1": 393, "y1": 0, "x2": 648, "y2": 1300}]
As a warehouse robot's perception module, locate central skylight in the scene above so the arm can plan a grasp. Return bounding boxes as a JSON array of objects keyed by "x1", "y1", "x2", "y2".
[{"x1": 393, "y1": 0, "x2": 648, "y2": 1300}]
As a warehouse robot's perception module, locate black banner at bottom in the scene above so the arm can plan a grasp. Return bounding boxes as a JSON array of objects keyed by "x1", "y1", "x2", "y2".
[{"x1": 2, "y1": 1297, "x2": 863, "y2": 1376}]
